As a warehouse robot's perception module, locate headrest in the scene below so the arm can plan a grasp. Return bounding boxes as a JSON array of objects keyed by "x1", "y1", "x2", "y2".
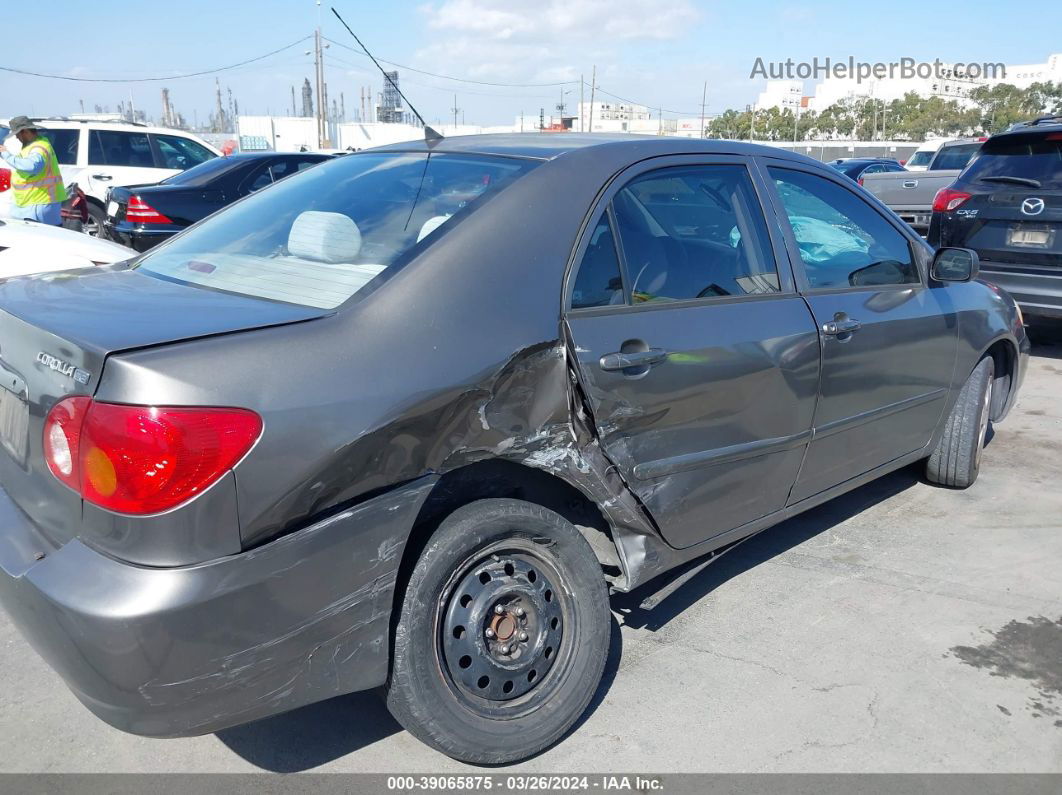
[{"x1": 288, "y1": 211, "x2": 362, "y2": 264}]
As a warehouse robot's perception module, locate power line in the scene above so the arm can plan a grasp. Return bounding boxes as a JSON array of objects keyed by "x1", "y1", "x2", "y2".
[
  {"x1": 0, "y1": 36, "x2": 312, "y2": 83},
  {"x1": 322, "y1": 37, "x2": 578, "y2": 88}
]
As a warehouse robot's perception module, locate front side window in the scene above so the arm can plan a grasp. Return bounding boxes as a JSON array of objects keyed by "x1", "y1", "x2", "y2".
[
  {"x1": 769, "y1": 167, "x2": 918, "y2": 289},
  {"x1": 154, "y1": 134, "x2": 216, "y2": 170},
  {"x1": 134, "y1": 152, "x2": 538, "y2": 309},
  {"x1": 611, "y1": 164, "x2": 779, "y2": 302},
  {"x1": 89, "y1": 131, "x2": 153, "y2": 167}
]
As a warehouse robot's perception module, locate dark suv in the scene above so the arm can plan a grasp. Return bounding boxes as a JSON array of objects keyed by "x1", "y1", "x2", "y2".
[{"x1": 928, "y1": 116, "x2": 1062, "y2": 321}]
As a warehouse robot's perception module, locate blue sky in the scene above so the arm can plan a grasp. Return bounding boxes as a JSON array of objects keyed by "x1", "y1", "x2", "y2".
[{"x1": 1, "y1": 0, "x2": 1058, "y2": 126}]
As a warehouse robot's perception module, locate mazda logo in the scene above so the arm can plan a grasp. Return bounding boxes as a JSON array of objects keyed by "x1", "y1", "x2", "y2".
[{"x1": 1021, "y1": 197, "x2": 1046, "y2": 216}]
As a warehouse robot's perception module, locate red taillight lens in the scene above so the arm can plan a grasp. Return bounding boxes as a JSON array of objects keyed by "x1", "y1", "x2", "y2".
[
  {"x1": 0, "y1": 168, "x2": 10, "y2": 192},
  {"x1": 932, "y1": 187, "x2": 972, "y2": 213},
  {"x1": 125, "y1": 195, "x2": 172, "y2": 224},
  {"x1": 43, "y1": 398, "x2": 261, "y2": 515}
]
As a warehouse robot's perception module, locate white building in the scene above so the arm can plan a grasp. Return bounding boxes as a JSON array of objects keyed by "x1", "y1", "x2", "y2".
[{"x1": 756, "y1": 81, "x2": 803, "y2": 111}]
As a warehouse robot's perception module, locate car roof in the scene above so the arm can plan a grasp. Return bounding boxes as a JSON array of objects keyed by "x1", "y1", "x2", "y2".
[
  {"x1": 0, "y1": 117, "x2": 211, "y2": 139},
  {"x1": 367, "y1": 132, "x2": 818, "y2": 164}
]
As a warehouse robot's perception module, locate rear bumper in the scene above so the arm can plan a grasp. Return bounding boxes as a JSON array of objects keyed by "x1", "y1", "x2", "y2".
[
  {"x1": 979, "y1": 261, "x2": 1062, "y2": 320},
  {"x1": 103, "y1": 223, "x2": 180, "y2": 252},
  {"x1": 0, "y1": 476, "x2": 436, "y2": 737}
]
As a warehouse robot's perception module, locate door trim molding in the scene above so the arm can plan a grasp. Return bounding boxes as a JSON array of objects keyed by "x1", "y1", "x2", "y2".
[
  {"x1": 812, "y1": 388, "x2": 947, "y2": 440},
  {"x1": 632, "y1": 429, "x2": 812, "y2": 480}
]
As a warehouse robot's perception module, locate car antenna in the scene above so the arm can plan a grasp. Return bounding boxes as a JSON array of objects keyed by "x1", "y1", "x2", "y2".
[{"x1": 330, "y1": 6, "x2": 443, "y2": 145}]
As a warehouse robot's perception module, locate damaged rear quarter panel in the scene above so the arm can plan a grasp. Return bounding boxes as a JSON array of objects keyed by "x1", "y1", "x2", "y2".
[{"x1": 96, "y1": 146, "x2": 664, "y2": 559}]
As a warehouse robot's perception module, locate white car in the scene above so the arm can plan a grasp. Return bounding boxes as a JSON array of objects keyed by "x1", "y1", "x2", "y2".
[
  {"x1": 903, "y1": 138, "x2": 961, "y2": 172},
  {"x1": 0, "y1": 216, "x2": 135, "y2": 278},
  {"x1": 0, "y1": 117, "x2": 221, "y2": 235}
]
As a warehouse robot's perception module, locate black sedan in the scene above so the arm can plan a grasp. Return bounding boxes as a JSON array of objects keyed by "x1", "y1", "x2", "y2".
[
  {"x1": 830, "y1": 157, "x2": 906, "y2": 183},
  {"x1": 102, "y1": 152, "x2": 332, "y2": 251}
]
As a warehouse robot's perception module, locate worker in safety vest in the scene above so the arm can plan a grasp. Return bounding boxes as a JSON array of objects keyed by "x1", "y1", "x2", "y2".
[{"x1": 0, "y1": 116, "x2": 68, "y2": 225}]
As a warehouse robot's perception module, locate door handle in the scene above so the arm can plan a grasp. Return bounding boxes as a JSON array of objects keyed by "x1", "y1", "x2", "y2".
[
  {"x1": 599, "y1": 348, "x2": 669, "y2": 372},
  {"x1": 821, "y1": 318, "x2": 862, "y2": 336},
  {"x1": 92, "y1": 174, "x2": 113, "y2": 181}
]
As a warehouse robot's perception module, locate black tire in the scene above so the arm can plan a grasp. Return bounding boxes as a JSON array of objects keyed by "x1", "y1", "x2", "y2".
[
  {"x1": 385, "y1": 498, "x2": 610, "y2": 764},
  {"x1": 926, "y1": 356, "x2": 994, "y2": 488},
  {"x1": 84, "y1": 201, "x2": 106, "y2": 238}
]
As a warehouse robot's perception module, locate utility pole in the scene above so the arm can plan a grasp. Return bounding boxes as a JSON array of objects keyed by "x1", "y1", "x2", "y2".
[
  {"x1": 291, "y1": 85, "x2": 296, "y2": 117},
  {"x1": 580, "y1": 74, "x2": 584, "y2": 132},
  {"x1": 700, "y1": 81, "x2": 707, "y2": 138},
  {"x1": 451, "y1": 93, "x2": 460, "y2": 129},
  {"x1": 312, "y1": 0, "x2": 328, "y2": 147},
  {"x1": 588, "y1": 65, "x2": 596, "y2": 133}
]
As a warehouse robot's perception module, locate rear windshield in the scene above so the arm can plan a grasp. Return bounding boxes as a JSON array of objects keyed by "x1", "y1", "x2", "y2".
[
  {"x1": 962, "y1": 132, "x2": 1062, "y2": 190},
  {"x1": 905, "y1": 150, "x2": 934, "y2": 167},
  {"x1": 135, "y1": 152, "x2": 539, "y2": 309},
  {"x1": 160, "y1": 156, "x2": 247, "y2": 187},
  {"x1": 931, "y1": 143, "x2": 980, "y2": 170}
]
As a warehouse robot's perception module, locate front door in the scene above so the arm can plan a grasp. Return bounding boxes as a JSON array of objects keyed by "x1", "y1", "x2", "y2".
[
  {"x1": 565, "y1": 157, "x2": 820, "y2": 549},
  {"x1": 762, "y1": 163, "x2": 958, "y2": 503}
]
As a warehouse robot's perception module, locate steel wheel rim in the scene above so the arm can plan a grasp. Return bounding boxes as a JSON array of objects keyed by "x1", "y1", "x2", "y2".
[{"x1": 437, "y1": 538, "x2": 571, "y2": 715}]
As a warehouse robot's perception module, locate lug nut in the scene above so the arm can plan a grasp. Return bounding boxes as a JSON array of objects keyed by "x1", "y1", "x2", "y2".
[
  {"x1": 494, "y1": 605, "x2": 505, "y2": 615},
  {"x1": 485, "y1": 628, "x2": 496, "y2": 639},
  {"x1": 515, "y1": 607, "x2": 526, "y2": 617},
  {"x1": 519, "y1": 632, "x2": 528, "y2": 641},
  {"x1": 501, "y1": 645, "x2": 510, "y2": 654}
]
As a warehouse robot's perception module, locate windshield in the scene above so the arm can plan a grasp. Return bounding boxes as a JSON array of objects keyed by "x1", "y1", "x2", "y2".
[
  {"x1": 931, "y1": 143, "x2": 980, "y2": 171},
  {"x1": 906, "y1": 151, "x2": 934, "y2": 167},
  {"x1": 160, "y1": 156, "x2": 247, "y2": 187},
  {"x1": 962, "y1": 133, "x2": 1062, "y2": 190},
  {"x1": 135, "y1": 151, "x2": 539, "y2": 309}
]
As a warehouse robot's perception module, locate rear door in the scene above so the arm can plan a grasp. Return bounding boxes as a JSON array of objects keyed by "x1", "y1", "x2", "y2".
[
  {"x1": 565, "y1": 155, "x2": 820, "y2": 548},
  {"x1": 84, "y1": 130, "x2": 165, "y2": 205},
  {"x1": 762, "y1": 161, "x2": 957, "y2": 503}
]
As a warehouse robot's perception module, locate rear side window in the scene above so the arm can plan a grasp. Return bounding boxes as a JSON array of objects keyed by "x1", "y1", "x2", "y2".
[
  {"x1": 134, "y1": 152, "x2": 538, "y2": 309},
  {"x1": 931, "y1": 143, "x2": 980, "y2": 170},
  {"x1": 89, "y1": 131, "x2": 153, "y2": 167},
  {"x1": 611, "y1": 164, "x2": 779, "y2": 302},
  {"x1": 962, "y1": 133, "x2": 1062, "y2": 190},
  {"x1": 906, "y1": 151, "x2": 934, "y2": 167},
  {"x1": 153, "y1": 134, "x2": 216, "y2": 170},
  {"x1": 769, "y1": 168, "x2": 918, "y2": 290},
  {"x1": 571, "y1": 215, "x2": 624, "y2": 308},
  {"x1": 44, "y1": 129, "x2": 79, "y2": 165}
]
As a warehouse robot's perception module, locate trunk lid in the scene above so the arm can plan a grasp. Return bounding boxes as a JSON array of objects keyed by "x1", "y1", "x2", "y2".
[{"x1": 0, "y1": 267, "x2": 327, "y2": 546}]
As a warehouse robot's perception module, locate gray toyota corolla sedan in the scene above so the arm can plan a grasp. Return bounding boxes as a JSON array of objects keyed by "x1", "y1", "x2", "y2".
[{"x1": 0, "y1": 134, "x2": 1030, "y2": 764}]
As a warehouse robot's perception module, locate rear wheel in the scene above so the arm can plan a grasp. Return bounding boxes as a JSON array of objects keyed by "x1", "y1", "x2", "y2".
[
  {"x1": 926, "y1": 356, "x2": 994, "y2": 488},
  {"x1": 84, "y1": 202, "x2": 105, "y2": 238},
  {"x1": 385, "y1": 498, "x2": 610, "y2": 764}
]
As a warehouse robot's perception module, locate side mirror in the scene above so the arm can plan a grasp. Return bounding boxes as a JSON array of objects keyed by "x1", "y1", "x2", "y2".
[{"x1": 931, "y1": 247, "x2": 979, "y2": 282}]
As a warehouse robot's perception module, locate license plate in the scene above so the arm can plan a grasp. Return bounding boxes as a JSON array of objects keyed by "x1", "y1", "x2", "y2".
[
  {"x1": 0, "y1": 388, "x2": 28, "y2": 463},
  {"x1": 107, "y1": 200, "x2": 118, "y2": 218},
  {"x1": 1007, "y1": 225, "x2": 1054, "y2": 247}
]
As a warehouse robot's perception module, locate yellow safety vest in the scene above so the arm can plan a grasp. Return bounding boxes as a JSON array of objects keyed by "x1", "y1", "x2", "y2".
[{"x1": 11, "y1": 137, "x2": 68, "y2": 207}]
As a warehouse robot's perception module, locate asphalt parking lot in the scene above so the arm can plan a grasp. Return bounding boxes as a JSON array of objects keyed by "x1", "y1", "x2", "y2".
[{"x1": 2, "y1": 334, "x2": 1061, "y2": 774}]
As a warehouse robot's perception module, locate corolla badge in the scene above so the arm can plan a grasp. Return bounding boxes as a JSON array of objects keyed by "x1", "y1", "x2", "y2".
[
  {"x1": 1021, "y1": 197, "x2": 1045, "y2": 216},
  {"x1": 36, "y1": 352, "x2": 91, "y2": 385}
]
